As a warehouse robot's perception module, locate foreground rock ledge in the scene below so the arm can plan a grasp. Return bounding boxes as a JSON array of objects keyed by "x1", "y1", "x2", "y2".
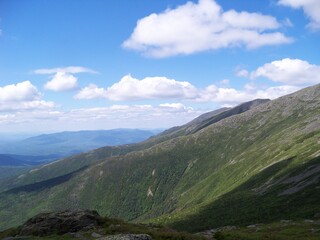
[{"x1": 19, "y1": 209, "x2": 104, "y2": 236}]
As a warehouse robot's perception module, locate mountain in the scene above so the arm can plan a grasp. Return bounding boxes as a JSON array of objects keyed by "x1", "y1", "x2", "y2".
[
  {"x1": 0, "y1": 100, "x2": 264, "y2": 190},
  {"x1": 0, "y1": 84, "x2": 319, "y2": 233},
  {"x1": 0, "y1": 129, "x2": 158, "y2": 157},
  {"x1": 0, "y1": 129, "x2": 159, "y2": 190}
]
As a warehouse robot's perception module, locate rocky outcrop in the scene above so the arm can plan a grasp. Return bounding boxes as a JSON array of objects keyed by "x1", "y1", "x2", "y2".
[{"x1": 19, "y1": 209, "x2": 104, "y2": 236}]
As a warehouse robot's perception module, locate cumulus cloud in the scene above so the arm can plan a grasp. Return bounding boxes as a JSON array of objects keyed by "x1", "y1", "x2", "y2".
[
  {"x1": 0, "y1": 81, "x2": 41, "y2": 101},
  {"x1": 44, "y1": 72, "x2": 78, "y2": 91},
  {"x1": 1, "y1": 83, "x2": 301, "y2": 131},
  {"x1": 123, "y1": 0, "x2": 292, "y2": 57},
  {"x1": 251, "y1": 58, "x2": 320, "y2": 85},
  {"x1": 159, "y1": 102, "x2": 190, "y2": 110},
  {"x1": 0, "y1": 81, "x2": 304, "y2": 131},
  {"x1": 35, "y1": 66, "x2": 97, "y2": 92},
  {"x1": 74, "y1": 84, "x2": 107, "y2": 99},
  {"x1": 75, "y1": 75, "x2": 198, "y2": 101},
  {"x1": 75, "y1": 73, "x2": 301, "y2": 106},
  {"x1": 199, "y1": 85, "x2": 251, "y2": 103},
  {"x1": 254, "y1": 85, "x2": 300, "y2": 99},
  {"x1": 0, "y1": 81, "x2": 54, "y2": 112},
  {"x1": 198, "y1": 84, "x2": 300, "y2": 104},
  {"x1": 278, "y1": 0, "x2": 320, "y2": 30}
]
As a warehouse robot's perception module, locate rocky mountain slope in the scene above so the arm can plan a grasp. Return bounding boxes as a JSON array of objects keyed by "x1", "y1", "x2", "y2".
[{"x1": 0, "y1": 84, "x2": 319, "y2": 233}]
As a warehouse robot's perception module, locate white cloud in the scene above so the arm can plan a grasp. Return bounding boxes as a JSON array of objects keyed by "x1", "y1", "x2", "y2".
[
  {"x1": 0, "y1": 83, "x2": 301, "y2": 132},
  {"x1": 0, "y1": 110, "x2": 62, "y2": 126},
  {"x1": 0, "y1": 81, "x2": 55, "y2": 112},
  {"x1": 0, "y1": 104, "x2": 207, "y2": 131},
  {"x1": 74, "y1": 84, "x2": 106, "y2": 99},
  {"x1": 159, "y1": 102, "x2": 190, "y2": 110},
  {"x1": 0, "y1": 100, "x2": 55, "y2": 112},
  {"x1": 70, "y1": 104, "x2": 194, "y2": 119},
  {"x1": 255, "y1": 85, "x2": 300, "y2": 99},
  {"x1": 44, "y1": 72, "x2": 78, "y2": 91},
  {"x1": 0, "y1": 82, "x2": 304, "y2": 132},
  {"x1": 197, "y1": 84, "x2": 300, "y2": 104},
  {"x1": 75, "y1": 73, "x2": 301, "y2": 107},
  {"x1": 251, "y1": 58, "x2": 320, "y2": 85},
  {"x1": 34, "y1": 66, "x2": 97, "y2": 74},
  {"x1": 75, "y1": 75, "x2": 199, "y2": 101},
  {"x1": 236, "y1": 69, "x2": 249, "y2": 78},
  {"x1": 0, "y1": 81, "x2": 41, "y2": 101},
  {"x1": 34, "y1": 66, "x2": 97, "y2": 92},
  {"x1": 123, "y1": 0, "x2": 292, "y2": 57},
  {"x1": 199, "y1": 85, "x2": 251, "y2": 103},
  {"x1": 278, "y1": 0, "x2": 320, "y2": 30}
]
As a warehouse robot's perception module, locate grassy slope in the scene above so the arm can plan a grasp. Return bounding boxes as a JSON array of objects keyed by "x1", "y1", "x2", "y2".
[
  {"x1": 211, "y1": 220, "x2": 320, "y2": 240},
  {"x1": 0, "y1": 85, "x2": 319, "y2": 232},
  {"x1": 0, "y1": 216, "x2": 205, "y2": 240}
]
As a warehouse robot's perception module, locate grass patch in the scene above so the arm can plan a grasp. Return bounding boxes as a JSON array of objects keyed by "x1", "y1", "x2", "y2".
[{"x1": 214, "y1": 221, "x2": 320, "y2": 240}]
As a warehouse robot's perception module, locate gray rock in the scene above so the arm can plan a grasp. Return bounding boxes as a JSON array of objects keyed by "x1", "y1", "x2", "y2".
[
  {"x1": 98, "y1": 234, "x2": 152, "y2": 240},
  {"x1": 19, "y1": 209, "x2": 104, "y2": 237},
  {"x1": 92, "y1": 232, "x2": 103, "y2": 238},
  {"x1": 66, "y1": 232, "x2": 87, "y2": 239},
  {"x1": 304, "y1": 219, "x2": 314, "y2": 223},
  {"x1": 247, "y1": 224, "x2": 257, "y2": 228},
  {"x1": 280, "y1": 220, "x2": 292, "y2": 223}
]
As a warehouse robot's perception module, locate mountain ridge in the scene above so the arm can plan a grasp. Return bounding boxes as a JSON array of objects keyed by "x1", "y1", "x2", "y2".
[
  {"x1": 0, "y1": 98, "x2": 268, "y2": 191},
  {"x1": 0, "y1": 84, "x2": 319, "y2": 232}
]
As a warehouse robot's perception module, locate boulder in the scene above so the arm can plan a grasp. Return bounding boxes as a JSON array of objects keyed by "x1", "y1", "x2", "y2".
[{"x1": 19, "y1": 209, "x2": 104, "y2": 236}]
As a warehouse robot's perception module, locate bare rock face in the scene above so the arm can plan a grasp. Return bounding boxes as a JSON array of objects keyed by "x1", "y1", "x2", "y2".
[{"x1": 19, "y1": 209, "x2": 104, "y2": 236}]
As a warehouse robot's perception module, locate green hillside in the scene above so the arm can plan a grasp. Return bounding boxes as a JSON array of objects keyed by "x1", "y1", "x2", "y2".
[{"x1": 0, "y1": 84, "x2": 319, "y2": 233}]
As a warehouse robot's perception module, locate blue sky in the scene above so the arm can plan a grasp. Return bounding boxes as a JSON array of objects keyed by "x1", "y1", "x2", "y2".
[{"x1": 0, "y1": 0, "x2": 319, "y2": 133}]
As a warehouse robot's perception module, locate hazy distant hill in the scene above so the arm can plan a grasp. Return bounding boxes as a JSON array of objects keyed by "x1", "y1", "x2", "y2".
[
  {"x1": 0, "y1": 154, "x2": 61, "y2": 167},
  {"x1": 0, "y1": 84, "x2": 319, "y2": 233},
  {"x1": 0, "y1": 129, "x2": 159, "y2": 157}
]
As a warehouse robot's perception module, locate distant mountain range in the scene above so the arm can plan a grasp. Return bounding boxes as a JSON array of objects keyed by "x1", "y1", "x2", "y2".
[
  {"x1": 0, "y1": 154, "x2": 60, "y2": 167},
  {"x1": 0, "y1": 129, "x2": 159, "y2": 164},
  {"x1": 0, "y1": 84, "x2": 319, "y2": 233}
]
